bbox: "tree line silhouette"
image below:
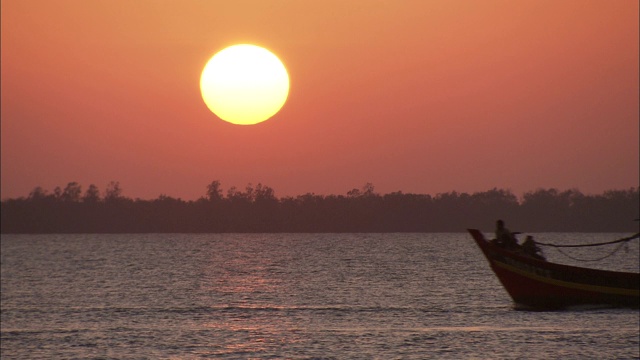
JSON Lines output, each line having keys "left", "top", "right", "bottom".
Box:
{"left": 1, "top": 181, "right": 638, "bottom": 233}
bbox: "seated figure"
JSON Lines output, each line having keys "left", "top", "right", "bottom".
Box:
{"left": 494, "top": 219, "right": 518, "bottom": 249}
{"left": 522, "top": 235, "right": 546, "bottom": 261}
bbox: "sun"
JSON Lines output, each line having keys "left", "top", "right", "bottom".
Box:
{"left": 200, "top": 44, "right": 290, "bottom": 125}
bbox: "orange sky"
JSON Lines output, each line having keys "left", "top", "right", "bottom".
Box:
{"left": 2, "top": 0, "right": 638, "bottom": 200}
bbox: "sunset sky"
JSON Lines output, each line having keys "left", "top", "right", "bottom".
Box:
{"left": 2, "top": 0, "right": 638, "bottom": 200}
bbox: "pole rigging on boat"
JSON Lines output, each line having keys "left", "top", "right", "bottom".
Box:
{"left": 534, "top": 233, "right": 639, "bottom": 262}
{"left": 533, "top": 232, "right": 639, "bottom": 248}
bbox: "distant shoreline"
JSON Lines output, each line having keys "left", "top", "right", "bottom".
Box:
{"left": 2, "top": 184, "right": 638, "bottom": 234}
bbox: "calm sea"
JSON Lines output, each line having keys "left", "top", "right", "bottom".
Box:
{"left": 1, "top": 233, "right": 638, "bottom": 359}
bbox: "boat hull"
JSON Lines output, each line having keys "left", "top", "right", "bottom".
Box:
{"left": 468, "top": 229, "right": 639, "bottom": 310}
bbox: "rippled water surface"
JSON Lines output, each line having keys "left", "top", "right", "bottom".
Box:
{"left": 1, "top": 233, "right": 638, "bottom": 359}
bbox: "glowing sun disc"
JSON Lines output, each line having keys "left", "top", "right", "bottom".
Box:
{"left": 200, "top": 44, "right": 290, "bottom": 125}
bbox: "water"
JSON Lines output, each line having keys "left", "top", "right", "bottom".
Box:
{"left": 1, "top": 233, "right": 638, "bottom": 359}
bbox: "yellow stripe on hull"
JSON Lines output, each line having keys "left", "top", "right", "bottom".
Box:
{"left": 493, "top": 261, "right": 640, "bottom": 297}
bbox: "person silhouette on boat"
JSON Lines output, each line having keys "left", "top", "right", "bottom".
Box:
{"left": 494, "top": 220, "right": 518, "bottom": 249}
{"left": 522, "top": 235, "right": 546, "bottom": 261}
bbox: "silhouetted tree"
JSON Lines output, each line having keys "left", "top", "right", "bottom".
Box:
{"left": 83, "top": 184, "right": 101, "bottom": 204}
{"left": 29, "top": 186, "right": 48, "bottom": 201}
{"left": 53, "top": 186, "right": 62, "bottom": 199}
{"left": 104, "top": 181, "right": 122, "bottom": 202}
{"left": 61, "top": 182, "right": 82, "bottom": 202}
{"left": 206, "top": 180, "right": 223, "bottom": 202}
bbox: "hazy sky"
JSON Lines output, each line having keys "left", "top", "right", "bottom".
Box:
{"left": 2, "top": 0, "right": 638, "bottom": 200}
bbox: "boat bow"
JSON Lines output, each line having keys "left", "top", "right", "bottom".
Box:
{"left": 468, "top": 229, "right": 639, "bottom": 310}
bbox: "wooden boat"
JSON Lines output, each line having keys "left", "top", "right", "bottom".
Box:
{"left": 468, "top": 229, "right": 639, "bottom": 310}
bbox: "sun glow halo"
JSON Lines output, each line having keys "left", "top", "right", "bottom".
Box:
{"left": 200, "top": 44, "right": 289, "bottom": 125}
